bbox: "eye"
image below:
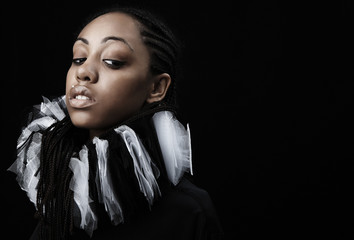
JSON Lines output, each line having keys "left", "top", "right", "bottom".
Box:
{"left": 103, "top": 59, "right": 125, "bottom": 69}
{"left": 72, "top": 58, "right": 86, "bottom": 65}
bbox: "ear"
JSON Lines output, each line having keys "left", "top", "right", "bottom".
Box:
{"left": 146, "top": 73, "right": 172, "bottom": 103}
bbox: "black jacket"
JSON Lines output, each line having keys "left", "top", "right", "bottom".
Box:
{"left": 30, "top": 177, "right": 224, "bottom": 240}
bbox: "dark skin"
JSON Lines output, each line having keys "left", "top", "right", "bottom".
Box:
{"left": 65, "top": 12, "right": 171, "bottom": 139}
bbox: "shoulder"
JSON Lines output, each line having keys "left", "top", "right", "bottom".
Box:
{"left": 173, "top": 177, "right": 217, "bottom": 213}
{"left": 157, "top": 176, "right": 224, "bottom": 240}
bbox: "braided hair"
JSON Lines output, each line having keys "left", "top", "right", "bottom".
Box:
{"left": 35, "top": 5, "right": 182, "bottom": 240}
{"left": 118, "top": 7, "right": 182, "bottom": 107}
{"left": 76, "top": 5, "right": 182, "bottom": 108}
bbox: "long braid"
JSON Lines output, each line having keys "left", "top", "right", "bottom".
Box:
{"left": 36, "top": 116, "right": 88, "bottom": 239}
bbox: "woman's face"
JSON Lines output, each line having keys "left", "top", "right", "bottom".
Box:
{"left": 66, "top": 12, "right": 153, "bottom": 138}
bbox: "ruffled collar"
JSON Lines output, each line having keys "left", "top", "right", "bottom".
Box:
{"left": 8, "top": 96, "right": 192, "bottom": 236}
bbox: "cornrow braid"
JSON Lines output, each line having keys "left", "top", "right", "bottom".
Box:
{"left": 119, "top": 7, "right": 181, "bottom": 108}
{"left": 82, "top": 5, "right": 182, "bottom": 108}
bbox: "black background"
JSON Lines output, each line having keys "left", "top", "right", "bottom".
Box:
{"left": 1, "top": 0, "right": 353, "bottom": 239}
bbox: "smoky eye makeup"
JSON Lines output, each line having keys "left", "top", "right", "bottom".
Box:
{"left": 102, "top": 59, "right": 126, "bottom": 69}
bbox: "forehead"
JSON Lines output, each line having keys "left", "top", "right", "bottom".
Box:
{"left": 78, "top": 12, "right": 141, "bottom": 43}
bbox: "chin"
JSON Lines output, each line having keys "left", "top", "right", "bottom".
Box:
{"left": 69, "top": 111, "right": 98, "bottom": 130}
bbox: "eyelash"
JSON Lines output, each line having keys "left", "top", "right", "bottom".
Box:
{"left": 103, "top": 59, "right": 125, "bottom": 69}
{"left": 72, "top": 58, "right": 86, "bottom": 65}
{"left": 72, "top": 58, "right": 125, "bottom": 69}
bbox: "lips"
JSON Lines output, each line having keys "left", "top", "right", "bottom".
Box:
{"left": 68, "top": 85, "right": 96, "bottom": 109}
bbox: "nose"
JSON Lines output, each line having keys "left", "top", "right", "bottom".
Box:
{"left": 76, "top": 60, "right": 98, "bottom": 83}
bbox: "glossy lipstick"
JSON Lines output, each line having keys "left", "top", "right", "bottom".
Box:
{"left": 68, "top": 85, "right": 96, "bottom": 109}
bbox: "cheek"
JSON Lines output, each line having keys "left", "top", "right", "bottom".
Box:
{"left": 68, "top": 72, "right": 152, "bottom": 131}
{"left": 99, "top": 75, "right": 149, "bottom": 117}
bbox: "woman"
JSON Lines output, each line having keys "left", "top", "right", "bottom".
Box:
{"left": 9, "top": 5, "right": 223, "bottom": 240}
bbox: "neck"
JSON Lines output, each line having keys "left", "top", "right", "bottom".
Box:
{"left": 89, "top": 129, "right": 107, "bottom": 140}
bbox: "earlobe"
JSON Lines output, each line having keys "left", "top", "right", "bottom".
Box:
{"left": 146, "top": 73, "right": 171, "bottom": 103}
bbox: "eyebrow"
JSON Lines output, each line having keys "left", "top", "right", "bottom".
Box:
{"left": 75, "top": 36, "right": 134, "bottom": 51}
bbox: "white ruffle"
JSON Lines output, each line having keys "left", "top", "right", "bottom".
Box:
{"left": 93, "top": 137, "right": 124, "bottom": 225}
{"left": 152, "top": 111, "right": 193, "bottom": 185}
{"left": 115, "top": 125, "right": 161, "bottom": 206}
{"left": 9, "top": 96, "right": 193, "bottom": 236}
{"left": 39, "top": 96, "right": 66, "bottom": 121}
{"left": 69, "top": 146, "right": 97, "bottom": 236}
{"left": 8, "top": 96, "right": 67, "bottom": 207}
{"left": 8, "top": 132, "right": 43, "bottom": 205}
